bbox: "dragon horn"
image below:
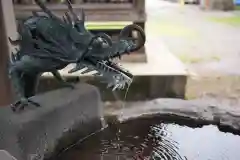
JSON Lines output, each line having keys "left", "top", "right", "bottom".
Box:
{"left": 62, "top": 15, "right": 67, "bottom": 23}
{"left": 66, "top": 0, "right": 79, "bottom": 21}
{"left": 65, "top": 12, "right": 73, "bottom": 25}
{"left": 34, "top": 0, "right": 60, "bottom": 21}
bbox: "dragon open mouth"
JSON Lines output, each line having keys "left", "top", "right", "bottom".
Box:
{"left": 68, "top": 24, "right": 146, "bottom": 91}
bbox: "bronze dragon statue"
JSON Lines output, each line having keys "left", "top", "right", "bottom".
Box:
{"left": 8, "top": 0, "right": 146, "bottom": 112}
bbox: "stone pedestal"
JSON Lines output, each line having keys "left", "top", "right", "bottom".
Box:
{"left": 0, "top": 83, "right": 105, "bottom": 160}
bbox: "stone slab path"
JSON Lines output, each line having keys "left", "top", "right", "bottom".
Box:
{"left": 146, "top": 0, "right": 240, "bottom": 103}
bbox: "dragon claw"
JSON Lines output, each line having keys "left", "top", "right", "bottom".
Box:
{"left": 28, "top": 99, "right": 41, "bottom": 107}
{"left": 11, "top": 98, "right": 40, "bottom": 112}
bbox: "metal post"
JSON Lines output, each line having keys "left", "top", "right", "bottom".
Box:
{"left": 0, "top": 0, "right": 18, "bottom": 106}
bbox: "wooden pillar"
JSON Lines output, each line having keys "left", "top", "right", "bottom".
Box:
{"left": 133, "top": 0, "right": 145, "bottom": 14}
{"left": 133, "top": 0, "right": 145, "bottom": 31}
{"left": 0, "top": 0, "right": 18, "bottom": 106}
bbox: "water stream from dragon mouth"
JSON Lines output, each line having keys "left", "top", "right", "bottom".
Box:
{"left": 111, "top": 84, "right": 131, "bottom": 160}
{"left": 112, "top": 81, "right": 132, "bottom": 118}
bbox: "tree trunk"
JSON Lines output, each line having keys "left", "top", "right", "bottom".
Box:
{"left": 200, "top": 0, "right": 234, "bottom": 11}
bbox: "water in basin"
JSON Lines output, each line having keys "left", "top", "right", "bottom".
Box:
{"left": 52, "top": 117, "right": 240, "bottom": 160}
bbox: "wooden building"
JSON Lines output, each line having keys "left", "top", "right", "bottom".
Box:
{"left": 13, "top": 0, "right": 146, "bottom": 30}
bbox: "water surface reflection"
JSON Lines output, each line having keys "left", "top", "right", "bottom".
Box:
{"left": 53, "top": 117, "right": 240, "bottom": 160}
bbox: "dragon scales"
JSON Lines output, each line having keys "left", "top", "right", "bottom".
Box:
{"left": 8, "top": 0, "right": 146, "bottom": 112}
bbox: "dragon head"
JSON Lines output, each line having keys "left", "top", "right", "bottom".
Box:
{"left": 63, "top": 0, "right": 146, "bottom": 91}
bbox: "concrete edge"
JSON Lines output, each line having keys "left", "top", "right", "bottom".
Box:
{"left": 0, "top": 150, "right": 17, "bottom": 160}
{"left": 104, "top": 98, "right": 240, "bottom": 135}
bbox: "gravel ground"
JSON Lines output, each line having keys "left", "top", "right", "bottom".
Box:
{"left": 145, "top": 0, "right": 240, "bottom": 105}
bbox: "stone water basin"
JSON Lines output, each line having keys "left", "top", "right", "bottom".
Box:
{"left": 48, "top": 116, "right": 240, "bottom": 160}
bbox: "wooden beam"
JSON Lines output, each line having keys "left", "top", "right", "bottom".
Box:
{"left": 14, "top": 3, "right": 133, "bottom": 11}
{"left": 0, "top": 0, "right": 18, "bottom": 106}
